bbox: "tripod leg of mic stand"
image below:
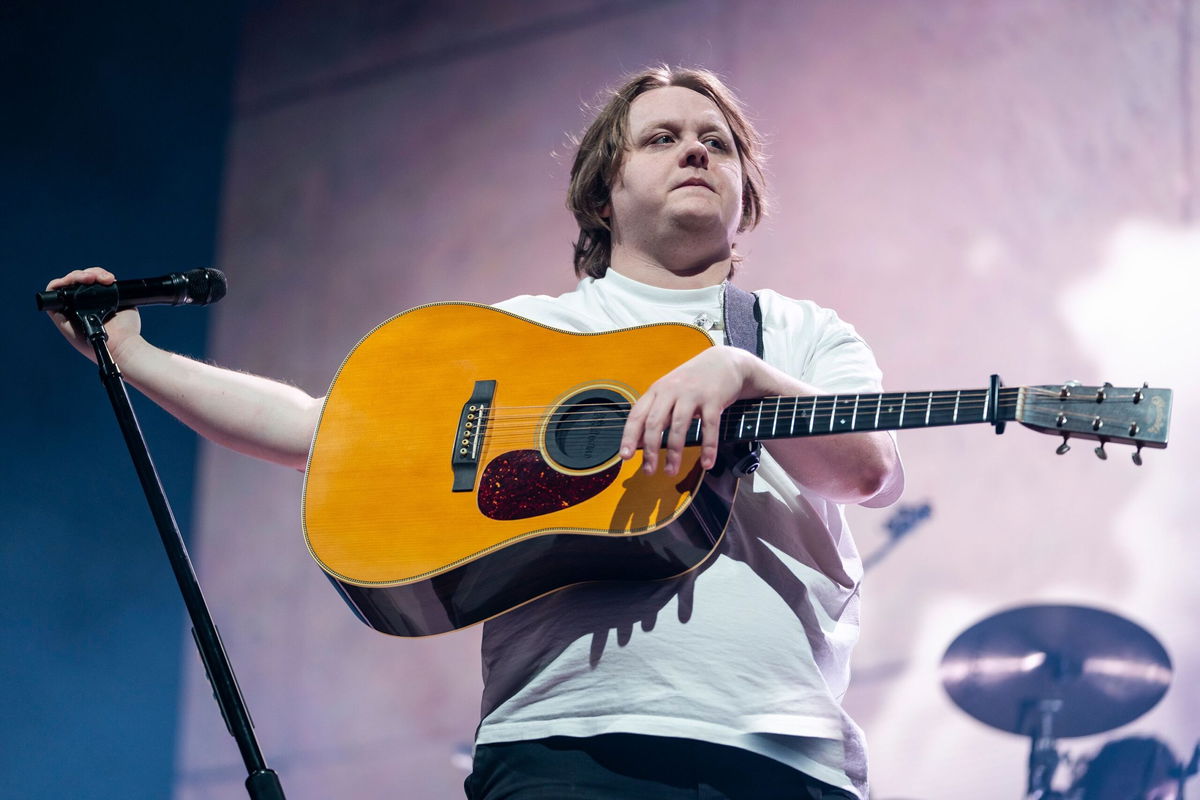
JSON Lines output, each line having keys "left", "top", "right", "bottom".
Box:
{"left": 74, "top": 310, "right": 286, "bottom": 799}
{"left": 246, "top": 769, "right": 286, "bottom": 799}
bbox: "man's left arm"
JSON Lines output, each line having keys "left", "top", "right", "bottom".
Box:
{"left": 734, "top": 351, "right": 901, "bottom": 505}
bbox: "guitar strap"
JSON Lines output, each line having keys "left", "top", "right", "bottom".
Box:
{"left": 720, "top": 282, "right": 763, "bottom": 476}
{"left": 721, "top": 281, "right": 763, "bottom": 359}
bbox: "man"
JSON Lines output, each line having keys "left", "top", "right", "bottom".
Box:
{"left": 47, "top": 66, "right": 901, "bottom": 799}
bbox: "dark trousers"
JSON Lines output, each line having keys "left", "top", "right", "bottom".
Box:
{"left": 465, "top": 734, "right": 858, "bottom": 799}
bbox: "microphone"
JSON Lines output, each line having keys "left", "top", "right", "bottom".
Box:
{"left": 36, "top": 268, "right": 228, "bottom": 313}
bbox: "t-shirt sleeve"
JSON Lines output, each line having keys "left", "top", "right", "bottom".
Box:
{"left": 762, "top": 291, "right": 904, "bottom": 508}
{"left": 760, "top": 292, "right": 883, "bottom": 394}
{"left": 802, "top": 320, "right": 885, "bottom": 396}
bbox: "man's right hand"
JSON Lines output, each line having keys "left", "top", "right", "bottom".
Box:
{"left": 44, "top": 267, "right": 146, "bottom": 364}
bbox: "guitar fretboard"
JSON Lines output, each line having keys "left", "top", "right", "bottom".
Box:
{"left": 679, "top": 387, "right": 1023, "bottom": 446}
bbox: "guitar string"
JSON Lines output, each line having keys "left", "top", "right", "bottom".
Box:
{"left": 481, "top": 395, "right": 1011, "bottom": 425}
{"left": 475, "top": 401, "right": 1148, "bottom": 444}
{"left": 476, "top": 394, "right": 1142, "bottom": 432}
{"left": 475, "top": 410, "right": 1132, "bottom": 441}
{"left": 471, "top": 391, "right": 1144, "bottom": 431}
{"left": 476, "top": 393, "right": 1017, "bottom": 432}
{"left": 469, "top": 386, "right": 1142, "bottom": 418}
{"left": 475, "top": 390, "right": 1011, "bottom": 420}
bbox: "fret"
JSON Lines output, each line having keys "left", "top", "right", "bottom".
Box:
{"left": 831, "top": 396, "right": 857, "bottom": 432}
{"left": 851, "top": 395, "right": 860, "bottom": 429}
{"left": 899, "top": 393, "right": 907, "bottom": 427}
{"left": 875, "top": 392, "right": 906, "bottom": 430}
{"left": 789, "top": 396, "right": 797, "bottom": 435}
{"left": 982, "top": 389, "right": 990, "bottom": 421}
{"left": 771, "top": 397, "right": 780, "bottom": 437}
{"left": 952, "top": 390, "right": 961, "bottom": 423}
{"left": 828, "top": 395, "right": 838, "bottom": 432}
{"left": 928, "top": 391, "right": 965, "bottom": 426}
{"left": 874, "top": 393, "right": 882, "bottom": 428}
{"left": 924, "top": 391, "right": 933, "bottom": 425}
{"left": 754, "top": 401, "right": 763, "bottom": 438}
{"left": 809, "top": 396, "right": 817, "bottom": 434}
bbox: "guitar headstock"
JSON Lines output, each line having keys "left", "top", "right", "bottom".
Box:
{"left": 1017, "top": 383, "right": 1172, "bottom": 463}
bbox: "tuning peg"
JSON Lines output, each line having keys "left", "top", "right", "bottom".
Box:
{"left": 1094, "top": 442, "right": 1108, "bottom": 460}
{"left": 1056, "top": 434, "right": 1071, "bottom": 455}
{"left": 1132, "top": 445, "right": 1143, "bottom": 466}
{"left": 1134, "top": 382, "right": 1148, "bottom": 403}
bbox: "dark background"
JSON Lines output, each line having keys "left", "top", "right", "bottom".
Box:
{"left": 1, "top": 3, "right": 243, "bottom": 797}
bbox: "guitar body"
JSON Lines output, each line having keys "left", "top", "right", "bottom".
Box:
{"left": 303, "top": 303, "right": 736, "bottom": 637}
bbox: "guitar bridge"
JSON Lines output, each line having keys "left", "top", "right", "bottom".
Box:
{"left": 451, "top": 380, "right": 496, "bottom": 492}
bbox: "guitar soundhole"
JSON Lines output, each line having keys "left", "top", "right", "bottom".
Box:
{"left": 544, "top": 389, "right": 630, "bottom": 471}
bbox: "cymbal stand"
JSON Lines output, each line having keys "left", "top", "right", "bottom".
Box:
{"left": 1178, "top": 742, "right": 1199, "bottom": 799}
{"left": 1026, "top": 699, "right": 1066, "bottom": 800}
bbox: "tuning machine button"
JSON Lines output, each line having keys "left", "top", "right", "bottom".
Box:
{"left": 1132, "top": 445, "right": 1144, "bottom": 466}
{"left": 1094, "top": 440, "right": 1108, "bottom": 460}
{"left": 1056, "top": 434, "right": 1071, "bottom": 455}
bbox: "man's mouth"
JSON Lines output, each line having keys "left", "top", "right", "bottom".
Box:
{"left": 675, "top": 177, "right": 714, "bottom": 191}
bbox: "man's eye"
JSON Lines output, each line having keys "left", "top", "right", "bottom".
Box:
{"left": 704, "top": 137, "right": 728, "bottom": 150}
{"left": 650, "top": 134, "right": 674, "bottom": 145}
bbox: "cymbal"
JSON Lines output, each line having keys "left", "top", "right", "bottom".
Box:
{"left": 940, "top": 604, "right": 1171, "bottom": 737}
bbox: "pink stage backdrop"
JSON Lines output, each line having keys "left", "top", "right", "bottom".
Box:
{"left": 174, "top": 2, "right": 1199, "bottom": 798}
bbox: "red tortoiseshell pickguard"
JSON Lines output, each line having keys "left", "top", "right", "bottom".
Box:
{"left": 478, "top": 449, "right": 620, "bottom": 521}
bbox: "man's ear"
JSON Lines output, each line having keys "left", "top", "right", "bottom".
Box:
{"left": 599, "top": 203, "right": 611, "bottom": 220}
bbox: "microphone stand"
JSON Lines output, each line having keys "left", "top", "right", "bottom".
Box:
{"left": 68, "top": 304, "right": 285, "bottom": 800}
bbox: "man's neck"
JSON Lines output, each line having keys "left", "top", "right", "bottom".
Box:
{"left": 608, "top": 248, "right": 732, "bottom": 289}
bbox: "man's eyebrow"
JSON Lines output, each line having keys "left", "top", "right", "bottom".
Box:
{"left": 634, "top": 116, "right": 733, "bottom": 135}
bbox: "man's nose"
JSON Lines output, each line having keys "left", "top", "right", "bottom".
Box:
{"left": 680, "top": 138, "right": 709, "bottom": 168}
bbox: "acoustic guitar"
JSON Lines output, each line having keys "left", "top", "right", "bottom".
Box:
{"left": 302, "top": 303, "right": 1173, "bottom": 637}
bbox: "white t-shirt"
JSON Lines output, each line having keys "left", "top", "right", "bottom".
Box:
{"left": 476, "top": 268, "right": 902, "bottom": 798}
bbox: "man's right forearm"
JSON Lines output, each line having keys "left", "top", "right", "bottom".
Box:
{"left": 119, "top": 340, "right": 322, "bottom": 471}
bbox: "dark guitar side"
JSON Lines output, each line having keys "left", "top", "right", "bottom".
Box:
{"left": 326, "top": 470, "right": 738, "bottom": 637}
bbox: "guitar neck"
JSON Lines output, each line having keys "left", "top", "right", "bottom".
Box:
{"left": 693, "top": 386, "right": 1022, "bottom": 445}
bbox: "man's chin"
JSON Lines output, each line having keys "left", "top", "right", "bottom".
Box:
{"left": 666, "top": 210, "right": 739, "bottom": 243}
{"left": 666, "top": 205, "right": 733, "bottom": 230}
